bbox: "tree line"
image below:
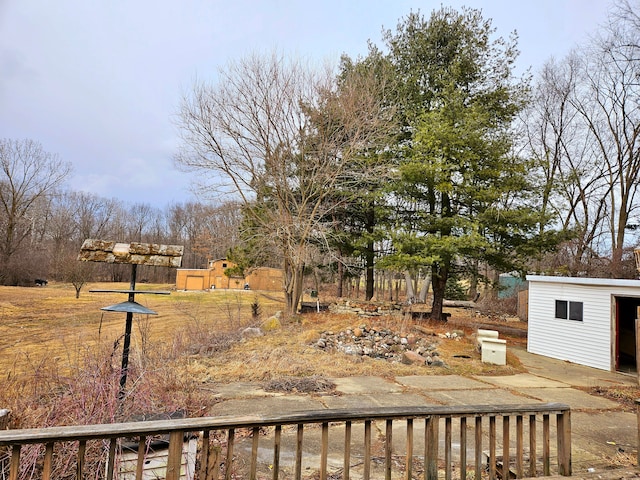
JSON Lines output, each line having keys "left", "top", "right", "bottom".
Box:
{"left": 0, "top": 138, "right": 245, "bottom": 286}
{"left": 4, "top": 2, "right": 640, "bottom": 318}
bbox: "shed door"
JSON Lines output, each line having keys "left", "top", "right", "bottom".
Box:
{"left": 614, "top": 296, "right": 639, "bottom": 374}
{"left": 185, "top": 276, "right": 205, "bottom": 291}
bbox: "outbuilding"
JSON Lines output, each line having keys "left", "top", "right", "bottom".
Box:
{"left": 526, "top": 275, "right": 640, "bottom": 376}
{"left": 175, "top": 259, "right": 283, "bottom": 292}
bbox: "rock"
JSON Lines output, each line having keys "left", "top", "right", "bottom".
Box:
{"left": 401, "top": 350, "right": 427, "bottom": 365}
{"left": 343, "top": 345, "right": 363, "bottom": 356}
{"left": 312, "top": 324, "right": 442, "bottom": 364}
{"left": 241, "top": 327, "right": 263, "bottom": 340}
{"left": 262, "top": 316, "right": 282, "bottom": 331}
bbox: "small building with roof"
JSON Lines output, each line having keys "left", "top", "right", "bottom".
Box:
{"left": 526, "top": 275, "right": 640, "bottom": 378}
{"left": 176, "top": 259, "right": 283, "bottom": 292}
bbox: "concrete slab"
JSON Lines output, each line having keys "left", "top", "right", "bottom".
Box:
{"left": 523, "top": 387, "right": 622, "bottom": 410}
{"left": 512, "top": 348, "right": 637, "bottom": 388}
{"left": 396, "top": 375, "right": 492, "bottom": 391}
{"left": 424, "top": 388, "right": 540, "bottom": 406}
{"left": 209, "top": 396, "right": 324, "bottom": 416}
{"left": 570, "top": 411, "right": 638, "bottom": 470}
{"left": 476, "top": 373, "right": 569, "bottom": 388}
{"left": 330, "top": 376, "right": 404, "bottom": 394}
{"left": 321, "top": 392, "right": 435, "bottom": 410}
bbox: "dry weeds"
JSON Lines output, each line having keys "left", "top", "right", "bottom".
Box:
{"left": 0, "top": 282, "right": 526, "bottom": 431}
{"left": 586, "top": 385, "right": 640, "bottom": 412}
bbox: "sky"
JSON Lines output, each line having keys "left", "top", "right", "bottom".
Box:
{"left": 0, "top": 0, "right": 613, "bottom": 208}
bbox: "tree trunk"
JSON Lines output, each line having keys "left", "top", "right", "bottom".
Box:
{"left": 487, "top": 269, "right": 500, "bottom": 301}
{"left": 365, "top": 238, "right": 374, "bottom": 300}
{"left": 337, "top": 257, "right": 344, "bottom": 298}
{"left": 418, "top": 275, "right": 431, "bottom": 303}
{"left": 404, "top": 271, "right": 415, "bottom": 303}
{"left": 293, "top": 264, "right": 304, "bottom": 313}
{"left": 468, "top": 259, "right": 479, "bottom": 300}
{"left": 364, "top": 204, "right": 375, "bottom": 301}
{"left": 430, "top": 261, "right": 450, "bottom": 321}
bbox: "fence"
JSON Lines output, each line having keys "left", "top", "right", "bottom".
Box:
{"left": 0, "top": 403, "right": 571, "bottom": 480}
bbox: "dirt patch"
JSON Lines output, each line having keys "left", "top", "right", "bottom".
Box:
{"left": 583, "top": 385, "right": 640, "bottom": 412}
{"left": 263, "top": 376, "right": 336, "bottom": 394}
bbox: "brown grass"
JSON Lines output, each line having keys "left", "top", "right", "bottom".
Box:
{"left": 177, "top": 311, "right": 525, "bottom": 384}
{"left": 0, "top": 283, "right": 526, "bottom": 430}
{"left": 0, "top": 282, "right": 283, "bottom": 376}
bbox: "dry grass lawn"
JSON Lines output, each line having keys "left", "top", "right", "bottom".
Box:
{"left": 0, "top": 282, "right": 526, "bottom": 387}
{"left": 0, "top": 282, "right": 283, "bottom": 376}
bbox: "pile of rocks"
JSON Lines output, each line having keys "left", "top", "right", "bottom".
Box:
{"left": 328, "top": 301, "right": 403, "bottom": 317}
{"left": 314, "top": 325, "right": 448, "bottom": 367}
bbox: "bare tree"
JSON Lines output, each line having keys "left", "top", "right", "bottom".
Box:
{"left": 0, "top": 139, "right": 71, "bottom": 284}
{"left": 176, "top": 51, "right": 393, "bottom": 313}
{"left": 524, "top": 1, "right": 640, "bottom": 278}
{"left": 525, "top": 56, "right": 610, "bottom": 275}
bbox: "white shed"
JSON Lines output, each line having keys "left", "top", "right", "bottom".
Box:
{"left": 527, "top": 275, "right": 640, "bottom": 375}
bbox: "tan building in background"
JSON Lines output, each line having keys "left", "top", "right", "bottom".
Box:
{"left": 175, "top": 259, "right": 283, "bottom": 292}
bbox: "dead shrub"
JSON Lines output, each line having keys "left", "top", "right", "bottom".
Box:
{"left": 263, "top": 375, "right": 336, "bottom": 393}
{"left": 475, "top": 295, "right": 518, "bottom": 317}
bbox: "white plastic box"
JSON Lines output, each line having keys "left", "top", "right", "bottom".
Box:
{"left": 481, "top": 338, "right": 507, "bottom": 365}
{"left": 476, "top": 329, "right": 499, "bottom": 351}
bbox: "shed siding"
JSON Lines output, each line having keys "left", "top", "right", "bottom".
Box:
{"left": 527, "top": 275, "right": 640, "bottom": 372}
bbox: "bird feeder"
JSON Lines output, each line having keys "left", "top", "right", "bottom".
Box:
{"left": 78, "top": 239, "right": 184, "bottom": 400}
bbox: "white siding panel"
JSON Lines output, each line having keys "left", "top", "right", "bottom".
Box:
{"left": 527, "top": 276, "right": 640, "bottom": 371}
{"left": 527, "top": 281, "right": 612, "bottom": 371}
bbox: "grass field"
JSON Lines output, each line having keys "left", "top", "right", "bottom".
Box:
{"left": 0, "top": 282, "right": 534, "bottom": 429}
{"left": 0, "top": 282, "right": 286, "bottom": 377}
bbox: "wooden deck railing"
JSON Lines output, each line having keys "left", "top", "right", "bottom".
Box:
{"left": 0, "top": 403, "right": 571, "bottom": 480}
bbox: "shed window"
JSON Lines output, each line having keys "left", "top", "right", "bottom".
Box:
{"left": 222, "top": 263, "right": 227, "bottom": 268}
{"left": 555, "top": 300, "right": 583, "bottom": 321}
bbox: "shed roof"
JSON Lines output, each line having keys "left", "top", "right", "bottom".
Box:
{"left": 526, "top": 275, "right": 640, "bottom": 288}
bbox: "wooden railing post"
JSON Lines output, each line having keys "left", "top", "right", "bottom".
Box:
{"left": 344, "top": 421, "right": 351, "bottom": 480}
{"left": 425, "top": 415, "right": 439, "bottom": 480}
{"left": 529, "top": 414, "right": 537, "bottom": 477}
{"left": 445, "top": 417, "right": 452, "bottom": 480}
{"left": 385, "top": 419, "right": 393, "bottom": 480}
{"left": 460, "top": 416, "right": 467, "bottom": 480}
{"left": 42, "top": 442, "right": 54, "bottom": 480}
{"left": 636, "top": 399, "right": 640, "bottom": 468}
{"left": 489, "top": 416, "right": 496, "bottom": 480}
{"left": 406, "top": 418, "right": 414, "bottom": 480}
{"left": 364, "top": 420, "right": 372, "bottom": 480}
{"left": 542, "top": 414, "right": 550, "bottom": 476}
{"left": 320, "top": 422, "right": 329, "bottom": 480}
{"left": 502, "top": 416, "right": 510, "bottom": 480}
{"left": 106, "top": 438, "right": 117, "bottom": 480}
{"left": 516, "top": 415, "right": 524, "bottom": 478}
{"left": 556, "top": 411, "right": 572, "bottom": 476}
{"left": 9, "top": 444, "right": 20, "bottom": 480}
{"left": 474, "top": 416, "right": 482, "bottom": 480}
{"left": 252, "top": 426, "right": 260, "bottom": 480}
{"left": 166, "top": 430, "right": 184, "bottom": 480}
{"left": 295, "top": 424, "right": 303, "bottom": 480}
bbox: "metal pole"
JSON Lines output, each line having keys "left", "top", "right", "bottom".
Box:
{"left": 118, "top": 264, "right": 137, "bottom": 401}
